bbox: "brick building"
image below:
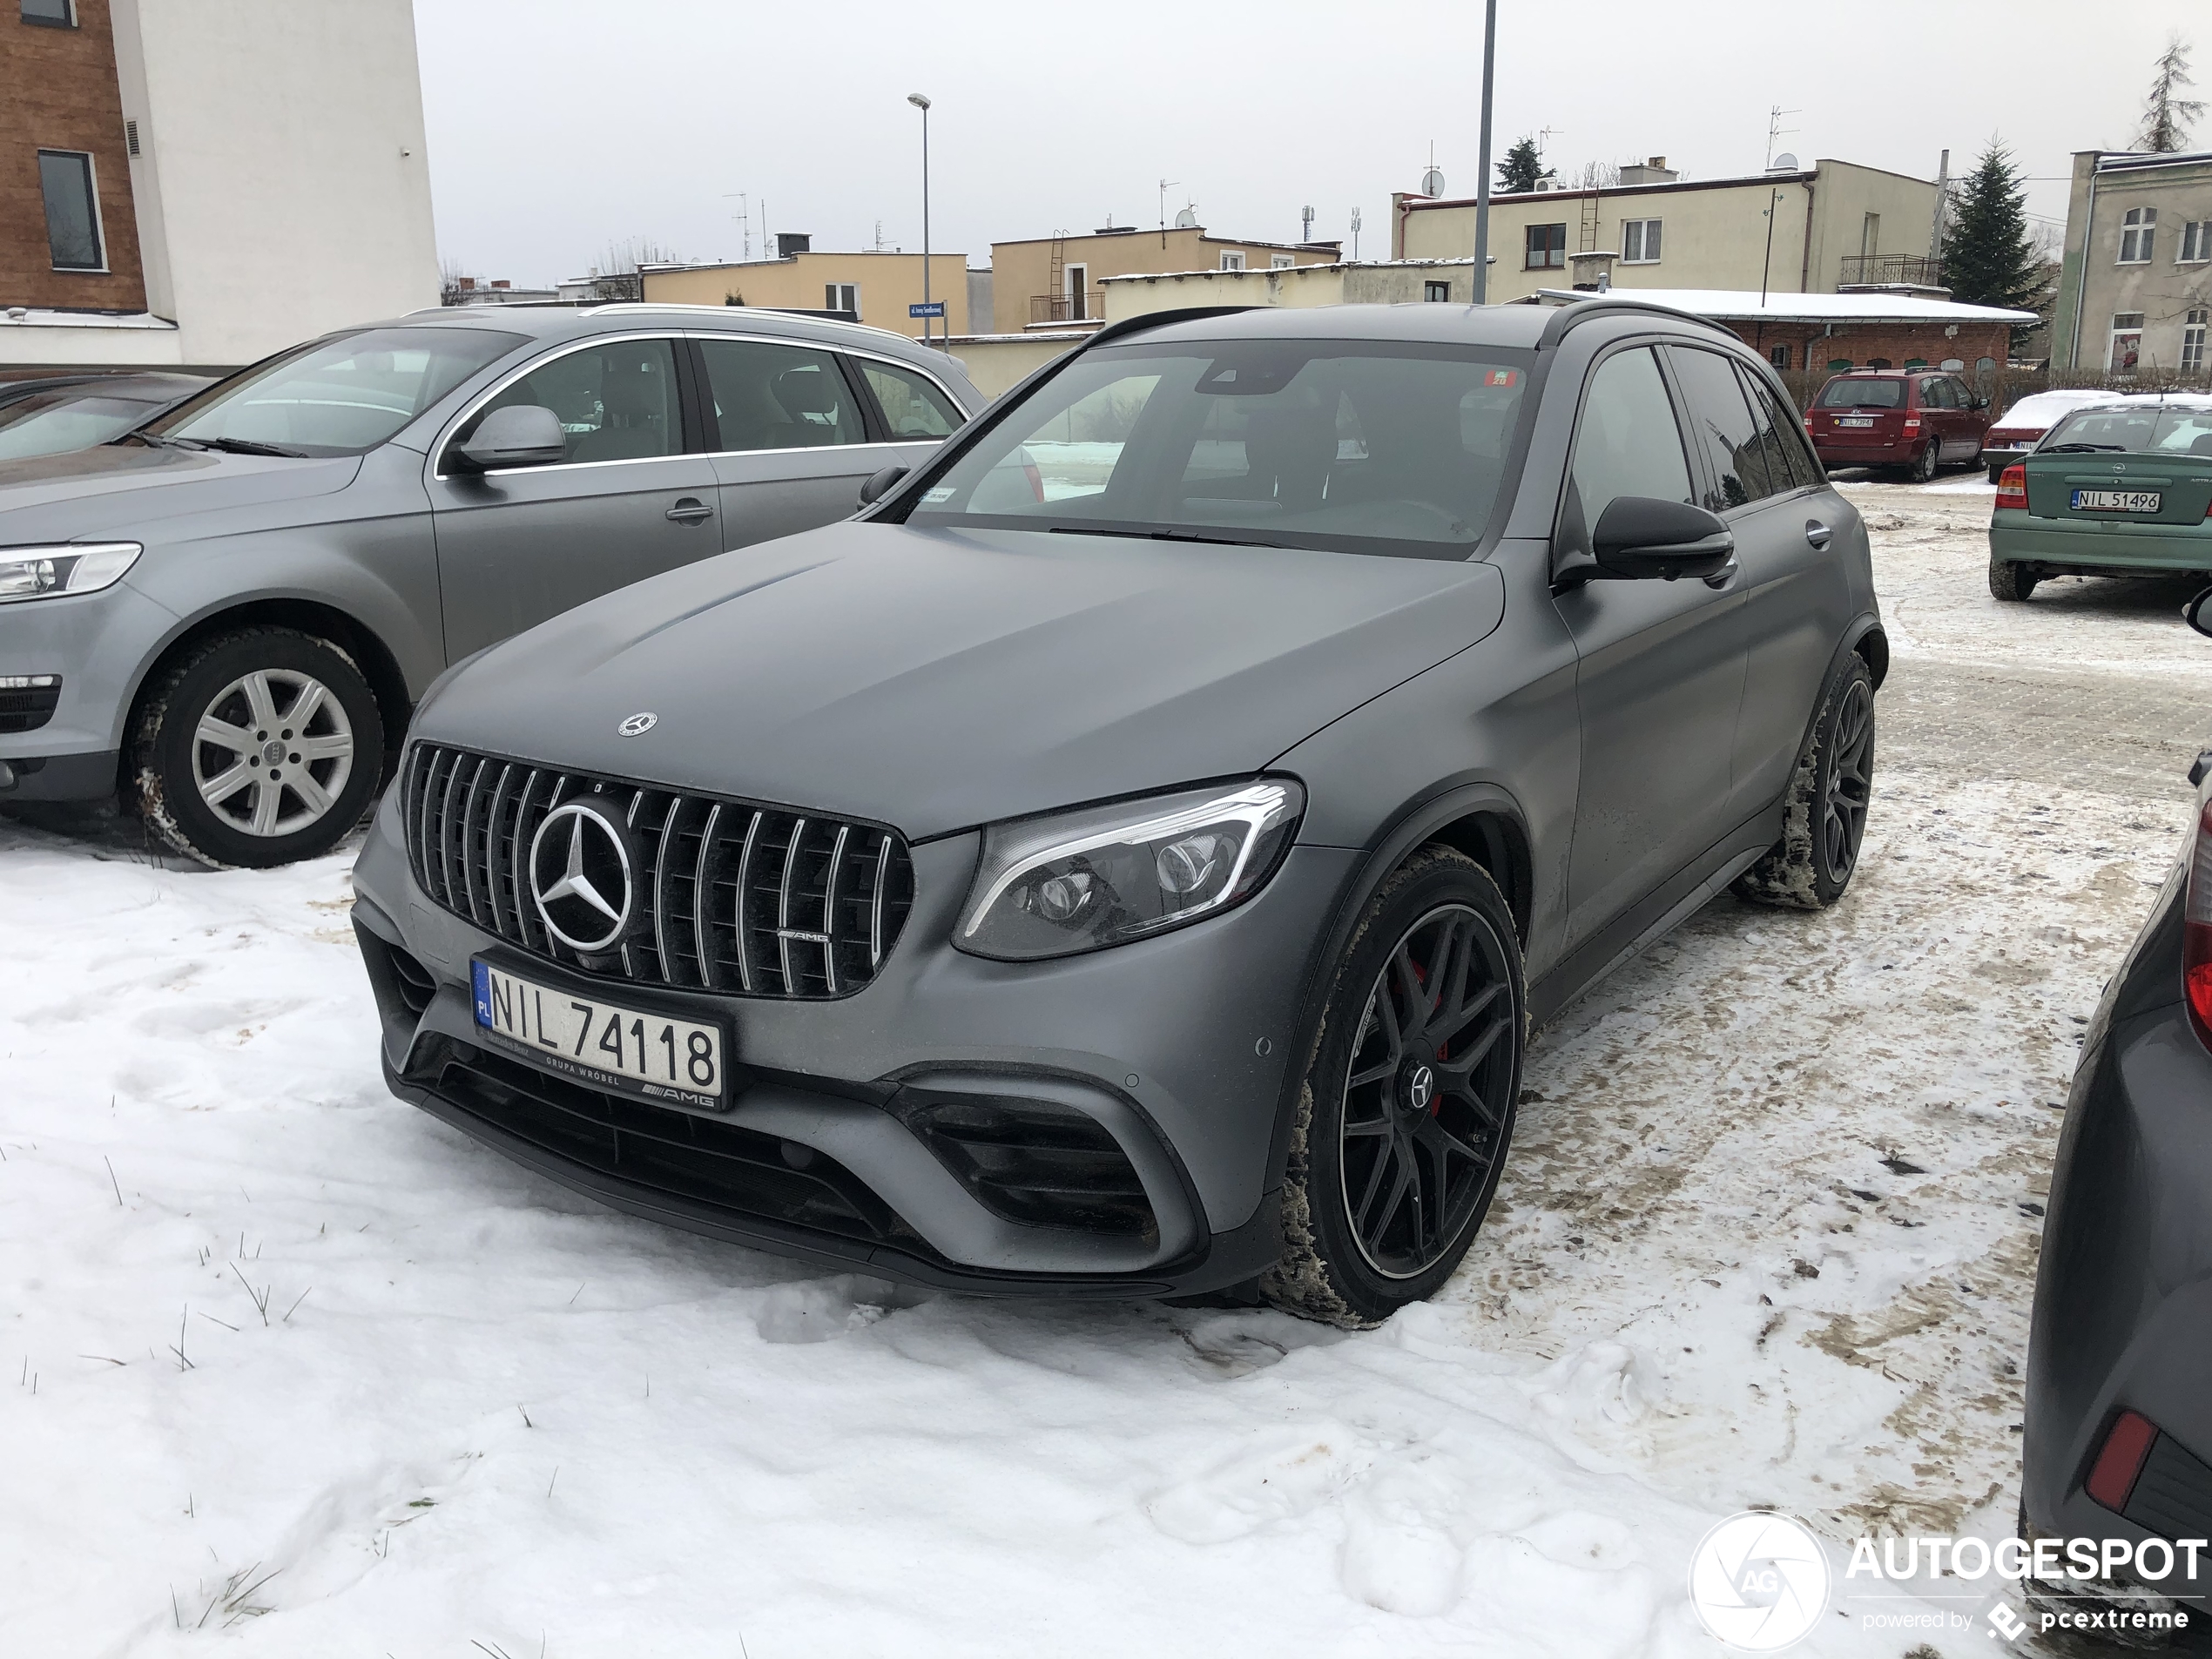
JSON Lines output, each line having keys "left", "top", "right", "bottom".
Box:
{"left": 3, "top": 0, "right": 438, "bottom": 372}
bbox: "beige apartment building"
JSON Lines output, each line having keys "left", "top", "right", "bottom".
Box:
{"left": 988, "top": 225, "right": 1339, "bottom": 334}
{"left": 1392, "top": 158, "right": 1942, "bottom": 304}
{"left": 641, "top": 241, "right": 972, "bottom": 339}
{"left": 2051, "top": 149, "right": 2212, "bottom": 374}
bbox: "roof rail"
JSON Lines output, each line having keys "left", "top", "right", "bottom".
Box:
{"left": 1531, "top": 292, "right": 1738, "bottom": 349}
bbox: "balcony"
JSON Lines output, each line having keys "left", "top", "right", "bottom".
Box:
{"left": 1838, "top": 254, "right": 1944, "bottom": 290}
{"left": 1030, "top": 291, "right": 1105, "bottom": 325}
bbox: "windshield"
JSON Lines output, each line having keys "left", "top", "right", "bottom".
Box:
{"left": 0, "top": 391, "right": 158, "bottom": 461}
{"left": 2041, "top": 405, "right": 2212, "bottom": 454}
{"left": 147, "top": 327, "right": 523, "bottom": 456}
{"left": 900, "top": 340, "right": 1534, "bottom": 558}
{"left": 1815, "top": 379, "right": 1904, "bottom": 409}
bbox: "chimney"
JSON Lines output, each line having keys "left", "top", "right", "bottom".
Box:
{"left": 457, "top": 276, "right": 475, "bottom": 290}
{"left": 490, "top": 279, "right": 510, "bottom": 290}
{"left": 1615, "top": 156, "right": 1681, "bottom": 187}
{"left": 776, "top": 232, "right": 812, "bottom": 259}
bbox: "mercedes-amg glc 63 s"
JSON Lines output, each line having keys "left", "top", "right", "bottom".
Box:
{"left": 353, "top": 298, "right": 1886, "bottom": 1325}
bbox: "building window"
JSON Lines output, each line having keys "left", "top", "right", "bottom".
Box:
{"left": 2184, "top": 308, "right": 2208, "bottom": 372}
{"left": 2110, "top": 312, "right": 2144, "bottom": 374}
{"left": 1525, "top": 223, "right": 1567, "bottom": 269}
{"left": 1622, "top": 219, "right": 1662, "bottom": 263}
{"left": 21, "top": 0, "right": 77, "bottom": 25}
{"left": 1219, "top": 251, "right": 1245, "bottom": 272}
{"left": 1423, "top": 280, "right": 1452, "bottom": 302}
{"left": 1826, "top": 357, "right": 1852, "bottom": 372}
{"left": 2182, "top": 220, "right": 2212, "bottom": 263}
{"left": 824, "top": 282, "right": 859, "bottom": 317}
{"left": 2119, "top": 207, "right": 2156, "bottom": 264}
{"left": 1769, "top": 342, "right": 1790, "bottom": 370}
{"left": 1270, "top": 253, "right": 1295, "bottom": 269}
{"left": 37, "top": 150, "right": 104, "bottom": 272}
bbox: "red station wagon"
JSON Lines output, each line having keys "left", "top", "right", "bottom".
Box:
{"left": 1803, "top": 368, "right": 1992, "bottom": 482}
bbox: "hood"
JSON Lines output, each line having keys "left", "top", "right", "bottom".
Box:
{"left": 0, "top": 443, "right": 360, "bottom": 544}
{"left": 419, "top": 521, "right": 1507, "bottom": 839}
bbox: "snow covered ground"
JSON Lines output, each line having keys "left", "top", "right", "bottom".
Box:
{"left": 5, "top": 482, "right": 2210, "bottom": 1656}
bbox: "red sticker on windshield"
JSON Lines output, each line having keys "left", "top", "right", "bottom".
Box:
{"left": 1486, "top": 368, "right": 1519, "bottom": 386}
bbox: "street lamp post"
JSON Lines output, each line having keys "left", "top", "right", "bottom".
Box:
{"left": 907, "top": 92, "right": 933, "bottom": 347}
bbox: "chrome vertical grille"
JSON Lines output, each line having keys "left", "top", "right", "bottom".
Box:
{"left": 401, "top": 743, "right": 915, "bottom": 999}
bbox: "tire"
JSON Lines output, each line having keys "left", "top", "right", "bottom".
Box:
{"left": 1733, "top": 654, "right": 1876, "bottom": 911}
{"left": 1911, "top": 438, "right": 1940, "bottom": 482}
{"left": 130, "top": 626, "right": 384, "bottom": 869}
{"left": 1989, "top": 556, "right": 2040, "bottom": 602}
{"left": 1262, "top": 846, "right": 1526, "bottom": 1327}
{"left": 1987, "top": 462, "right": 2006, "bottom": 484}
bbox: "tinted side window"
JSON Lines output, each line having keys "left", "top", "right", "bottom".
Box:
{"left": 1919, "top": 377, "right": 1952, "bottom": 409}
{"left": 858, "top": 358, "right": 963, "bottom": 439}
{"left": 697, "top": 338, "right": 863, "bottom": 452}
{"left": 1670, "top": 347, "right": 1771, "bottom": 509}
{"left": 1731, "top": 363, "right": 1806, "bottom": 494}
{"left": 1568, "top": 347, "right": 1696, "bottom": 536}
{"left": 466, "top": 338, "right": 681, "bottom": 464}
{"left": 1739, "top": 368, "right": 1823, "bottom": 489}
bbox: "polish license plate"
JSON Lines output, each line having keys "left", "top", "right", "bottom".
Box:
{"left": 1837, "top": 416, "right": 1875, "bottom": 428}
{"left": 471, "top": 960, "right": 728, "bottom": 1108}
{"left": 2070, "top": 489, "right": 2161, "bottom": 514}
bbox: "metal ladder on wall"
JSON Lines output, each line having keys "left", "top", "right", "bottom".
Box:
{"left": 1579, "top": 191, "right": 1602, "bottom": 253}
{"left": 1047, "top": 232, "right": 1067, "bottom": 320}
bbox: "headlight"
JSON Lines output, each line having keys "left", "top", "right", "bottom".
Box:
{"left": 0, "top": 543, "right": 142, "bottom": 604}
{"left": 956, "top": 779, "right": 1305, "bottom": 961}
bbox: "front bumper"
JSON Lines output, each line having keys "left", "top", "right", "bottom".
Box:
{"left": 1991, "top": 514, "right": 2212, "bottom": 576}
{"left": 0, "top": 577, "right": 178, "bottom": 799}
{"left": 352, "top": 778, "right": 1356, "bottom": 1296}
{"left": 2025, "top": 867, "right": 2212, "bottom": 1564}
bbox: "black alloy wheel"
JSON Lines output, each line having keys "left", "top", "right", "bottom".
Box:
{"left": 1734, "top": 653, "right": 1878, "bottom": 911}
{"left": 1264, "top": 846, "right": 1525, "bottom": 1326}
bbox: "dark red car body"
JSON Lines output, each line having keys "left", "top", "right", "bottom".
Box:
{"left": 1802, "top": 369, "right": 1991, "bottom": 477}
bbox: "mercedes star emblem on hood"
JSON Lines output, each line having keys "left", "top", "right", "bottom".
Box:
{"left": 529, "top": 800, "right": 633, "bottom": 952}
{"left": 617, "top": 711, "right": 658, "bottom": 737}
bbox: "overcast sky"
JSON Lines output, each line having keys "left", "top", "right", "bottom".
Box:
{"left": 415, "top": 0, "right": 2208, "bottom": 286}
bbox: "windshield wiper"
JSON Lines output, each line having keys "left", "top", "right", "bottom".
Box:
{"left": 2043, "top": 442, "right": 2126, "bottom": 453}
{"left": 1050, "top": 524, "right": 1290, "bottom": 550}
{"left": 196, "top": 436, "right": 309, "bottom": 458}
{"left": 125, "top": 431, "right": 206, "bottom": 450}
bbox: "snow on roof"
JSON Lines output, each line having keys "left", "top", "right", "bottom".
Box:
{"left": 1538, "top": 287, "right": 2038, "bottom": 324}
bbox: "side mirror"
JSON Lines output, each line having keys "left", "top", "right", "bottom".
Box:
{"left": 858, "top": 464, "right": 910, "bottom": 507}
{"left": 2187, "top": 585, "right": 2212, "bottom": 639}
{"left": 453, "top": 405, "right": 566, "bottom": 472}
{"left": 1590, "top": 496, "right": 1736, "bottom": 582}
{"left": 1972, "top": 395, "right": 1991, "bottom": 410}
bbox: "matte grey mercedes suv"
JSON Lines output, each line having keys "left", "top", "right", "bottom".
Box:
{"left": 0, "top": 306, "right": 978, "bottom": 867}
{"left": 353, "top": 298, "right": 1887, "bottom": 1325}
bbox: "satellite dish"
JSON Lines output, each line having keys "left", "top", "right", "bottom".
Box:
{"left": 1420, "top": 166, "right": 1447, "bottom": 197}
{"left": 1173, "top": 206, "right": 1198, "bottom": 228}
{"left": 1769, "top": 152, "right": 1799, "bottom": 172}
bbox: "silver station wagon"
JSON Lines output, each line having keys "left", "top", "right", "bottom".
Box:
{"left": 0, "top": 305, "right": 981, "bottom": 866}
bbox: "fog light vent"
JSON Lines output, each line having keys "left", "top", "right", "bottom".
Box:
{"left": 897, "top": 1091, "right": 1156, "bottom": 1239}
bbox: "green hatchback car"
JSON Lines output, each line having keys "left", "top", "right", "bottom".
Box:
{"left": 1988, "top": 400, "right": 2212, "bottom": 601}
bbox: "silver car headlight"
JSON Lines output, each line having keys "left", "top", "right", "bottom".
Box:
{"left": 955, "top": 779, "right": 1305, "bottom": 961}
{"left": 0, "top": 543, "right": 142, "bottom": 604}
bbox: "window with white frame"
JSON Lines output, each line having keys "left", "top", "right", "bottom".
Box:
{"left": 2119, "top": 206, "right": 2157, "bottom": 264}
{"left": 1622, "top": 219, "right": 1662, "bottom": 263}
{"left": 1219, "top": 251, "right": 1245, "bottom": 272}
{"left": 2110, "top": 312, "right": 2145, "bottom": 374}
{"left": 2185, "top": 308, "right": 2209, "bottom": 372}
{"left": 1270, "top": 253, "right": 1294, "bottom": 269}
{"left": 2182, "top": 220, "right": 2212, "bottom": 263}
{"left": 824, "top": 282, "right": 859, "bottom": 317}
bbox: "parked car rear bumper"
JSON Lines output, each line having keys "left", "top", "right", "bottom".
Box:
{"left": 1813, "top": 441, "right": 1913, "bottom": 468}
{"left": 2025, "top": 866, "right": 2212, "bottom": 1565}
{"left": 1989, "top": 515, "right": 2212, "bottom": 573}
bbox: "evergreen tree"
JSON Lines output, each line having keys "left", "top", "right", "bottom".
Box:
{"left": 2137, "top": 35, "right": 2203, "bottom": 152}
{"left": 1496, "top": 138, "right": 1543, "bottom": 195}
{"left": 1943, "top": 142, "right": 2043, "bottom": 343}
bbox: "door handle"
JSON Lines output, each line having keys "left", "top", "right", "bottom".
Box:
{"left": 666, "top": 498, "right": 713, "bottom": 524}
{"left": 1804, "top": 520, "right": 1832, "bottom": 550}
